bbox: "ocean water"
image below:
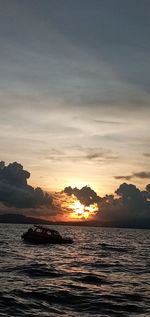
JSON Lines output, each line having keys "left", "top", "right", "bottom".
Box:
{"left": 0, "top": 224, "right": 150, "bottom": 317}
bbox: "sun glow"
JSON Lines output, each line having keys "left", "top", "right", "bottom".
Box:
{"left": 69, "top": 197, "right": 98, "bottom": 220}
{"left": 60, "top": 193, "right": 99, "bottom": 221}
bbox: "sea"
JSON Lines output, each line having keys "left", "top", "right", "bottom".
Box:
{"left": 0, "top": 224, "right": 150, "bottom": 317}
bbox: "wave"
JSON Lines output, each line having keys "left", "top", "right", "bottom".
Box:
{"left": 16, "top": 263, "right": 63, "bottom": 278}
{"left": 98, "top": 243, "right": 134, "bottom": 253}
{"left": 75, "top": 274, "right": 109, "bottom": 285}
{"left": 0, "top": 224, "right": 150, "bottom": 317}
{"left": 0, "top": 288, "right": 147, "bottom": 317}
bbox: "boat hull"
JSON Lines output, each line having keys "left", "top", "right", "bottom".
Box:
{"left": 21, "top": 233, "right": 73, "bottom": 244}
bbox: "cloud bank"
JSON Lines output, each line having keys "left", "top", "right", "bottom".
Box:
{"left": 64, "top": 183, "right": 150, "bottom": 227}
{"left": 0, "top": 161, "right": 149, "bottom": 227}
{"left": 0, "top": 161, "right": 52, "bottom": 210}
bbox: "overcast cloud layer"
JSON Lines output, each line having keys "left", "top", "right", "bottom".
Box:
{"left": 0, "top": 1, "right": 150, "bottom": 193}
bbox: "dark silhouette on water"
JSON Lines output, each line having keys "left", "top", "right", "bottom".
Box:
{"left": 22, "top": 225, "right": 73, "bottom": 244}
{"left": 0, "top": 213, "right": 150, "bottom": 229}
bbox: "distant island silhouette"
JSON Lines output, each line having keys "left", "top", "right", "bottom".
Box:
{"left": 0, "top": 213, "right": 149, "bottom": 229}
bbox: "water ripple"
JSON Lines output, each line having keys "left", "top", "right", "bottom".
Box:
{"left": 0, "top": 224, "right": 150, "bottom": 317}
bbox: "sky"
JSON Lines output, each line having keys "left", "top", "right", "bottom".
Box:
{"left": 0, "top": 0, "right": 150, "bottom": 199}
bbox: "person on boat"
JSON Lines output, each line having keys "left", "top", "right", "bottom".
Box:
{"left": 28, "top": 228, "right": 33, "bottom": 234}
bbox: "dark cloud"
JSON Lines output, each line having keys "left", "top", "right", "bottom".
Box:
{"left": 0, "top": 161, "right": 53, "bottom": 209}
{"left": 146, "top": 184, "right": 150, "bottom": 192}
{"left": 115, "top": 183, "right": 145, "bottom": 213}
{"left": 1, "top": 0, "right": 149, "bottom": 114}
{"left": 0, "top": 161, "right": 150, "bottom": 227}
{"left": 64, "top": 185, "right": 101, "bottom": 206}
{"left": 64, "top": 183, "right": 150, "bottom": 226}
{"left": 101, "top": 183, "right": 150, "bottom": 225}
{"left": 115, "top": 171, "right": 150, "bottom": 180}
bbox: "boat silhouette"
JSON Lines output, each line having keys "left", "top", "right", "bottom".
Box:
{"left": 22, "top": 225, "right": 73, "bottom": 244}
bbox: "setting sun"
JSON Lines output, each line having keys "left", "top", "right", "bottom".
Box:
{"left": 69, "top": 197, "right": 98, "bottom": 220}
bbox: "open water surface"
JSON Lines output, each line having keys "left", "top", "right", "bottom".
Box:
{"left": 0, "top": 224, "right": 150, "bottom": 317}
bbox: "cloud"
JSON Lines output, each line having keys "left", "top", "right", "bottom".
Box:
{"left": 146, "top": 184, "right": 150, "bottom": 191}
{"left": 133, "top": 172, "right": 150, "bottom": 179}
{"left": 101, "top": 183, "right": 150, "bottom": 225}
{"left": 64, "top": 185, "right": 101, "bottom": 206}
{"left": 0, "top": 161, "right": 150, "bottom": 227}
{"left": 115, "top": 183, "right": 145, "bottom": 213}
{"left": 115, "top": 175, "right": 132, "bottom": 181}
{"left": 85, "top": 148, "right": 118, "bottom": 161}
{"left": 47, "top": 146, "right": 118, "bottom": 163}
{"left": 0, "top": 161, "right": 53, "bottom": 210}
{"left": 89, "top": 119, "right": 122, "bottom": 125}
{"left": 63, "top": 182, "right": 150, "bottom": 226}
{"left": 143, "top": 153, "right": 150, "bottom": 157}
{"left": 115, "top": 171, "right": 150, "bottom": 180}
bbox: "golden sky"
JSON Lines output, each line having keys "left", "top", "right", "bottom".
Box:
{"left": 0, "top": 0, "right": 150, "bottom": 199}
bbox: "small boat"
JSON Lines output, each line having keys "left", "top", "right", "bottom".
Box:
{"left": 21, "top": 225, "right": 73, "bottom": 244}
